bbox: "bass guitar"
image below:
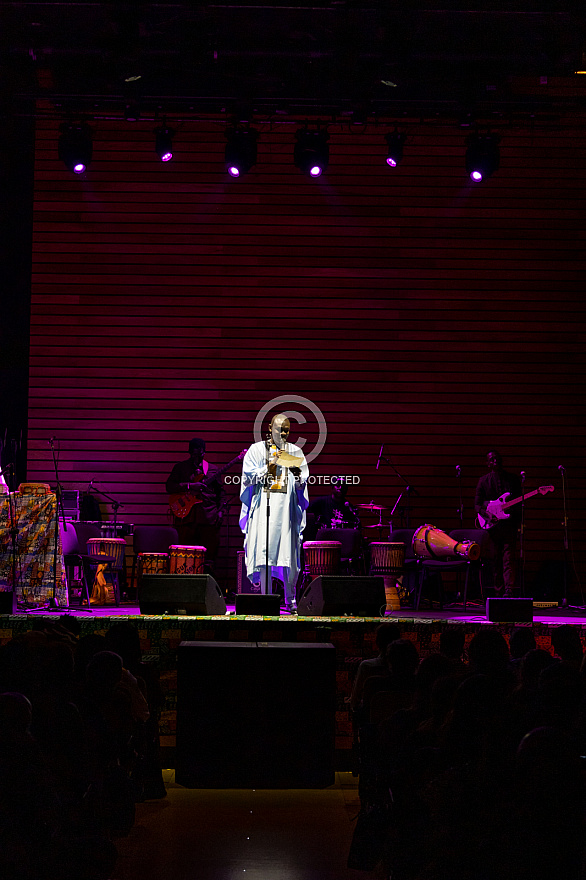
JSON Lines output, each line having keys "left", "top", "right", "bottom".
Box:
{"left": 476, "top": 485, "right": 554, "bottom": 530}
{"left": 169, "top": 449, "right": 247, "bottom": 519}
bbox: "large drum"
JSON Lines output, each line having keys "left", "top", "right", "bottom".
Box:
{"left": 137, "top": 552, "right": 169, "bottom": 587}
{"left": 369, "top": 542, "right": 405, "bottom": 612}
{"left": 369, "top": 542, "right": 405, "bottom": 574}
{"left": 87, "top": 537, "right": 127, "bottom": 569}
{"left": 412, "top": 524, "right": 480, "bottom": 562}
{"left": 303, "top": 541, "right": 342, "bottom": 576}
{"left": 169, "top": 545, "right": 206, "bottom": 575}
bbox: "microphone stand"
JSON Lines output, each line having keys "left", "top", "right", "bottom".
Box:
{"left": 264, "top": 438, "right": 272, "bottom": 597}
{"left": 388, "top": 490, "right": 405, "bottom": 535}
{"left": 559, "top": 466, "right": 573, "bottom": 609}
{"left": 456, "top": 467, "right": 464, "bottom": 527}
{"left": 518, "top": 471, "right": 526, "bottom": 595}
{"left": 87, "top": 484, "right": 124, "bottom": 529}
{"left": 379, "top": 456, "right": 419, "bottom": 527}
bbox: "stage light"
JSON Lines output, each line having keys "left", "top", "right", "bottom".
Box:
{"left": 294, "top": 128, "right": 329, "bottom": 177}
{"left": 225, "top": 127, "right": 258, "bottom": 178}
{"left": 58, "top": 122, "right": 93, "bottom": 174}
{"left": 465, "top": 133, "right": 500, "bottom": 182}
{"left": 154, "top": 125, "right": 174, "bottom": 162}
{"left": 385, "top": 130, "right": 406, "bottom": 168}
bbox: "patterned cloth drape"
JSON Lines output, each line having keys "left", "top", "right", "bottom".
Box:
{"left": 0, "top": 492, "right": 67, "bottom": 606}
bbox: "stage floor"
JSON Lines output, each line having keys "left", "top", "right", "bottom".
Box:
{"left": 12, "top": 601, "right": 586, "bottom": 627}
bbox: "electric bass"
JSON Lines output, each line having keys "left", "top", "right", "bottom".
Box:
{"left": 476, "top": 485, "right": 554, "bottom": 530}
{"left": 169, "top": 449, "right": 247, "bottom": 519}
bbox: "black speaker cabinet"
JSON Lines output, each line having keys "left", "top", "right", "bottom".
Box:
{"left": 139, "top": 574, "right": 226, "bottom": 615}
{"left": 0, "top": 590, "right": 17, "bottom": 614}
{"left": 235, "top": 593, "right": 281, "bottom": 615}
{"left": 176, "top": 640, "right": 335, "bottom": 788}
{"left": 297, "top": 575, "right": 386, "bottom": 617}
{"left": 486, "top": 597, "right": 534, "bottom": 622}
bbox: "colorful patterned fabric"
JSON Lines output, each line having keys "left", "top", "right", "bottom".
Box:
{"left": 0, "top": 492, "right": 67, "bottom": 605}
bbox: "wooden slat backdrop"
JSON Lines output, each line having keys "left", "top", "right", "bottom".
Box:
{"left": 27, "top": 117, "right": 586, "bottom": 596}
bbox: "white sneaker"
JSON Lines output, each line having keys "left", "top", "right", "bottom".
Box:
{"left": 286, "top": 601, "right": 297, "bottom": 614}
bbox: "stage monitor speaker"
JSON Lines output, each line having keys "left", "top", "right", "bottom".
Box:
{"left": 486, "top": 597, "right": 534, "bottom": 622}
{"left": 0, "top": 590, "right": 17, "bottom": 614}
{"left": 235, "top": 593, "right": 281, "bottom": 615}
{"left": 176, "top": 640, "right": 335, "bottom": 787}
{"left": 298, "top": 575, "right": 385, "bottom": 617}
{"left": 139, "top": 574, "right": 226, "bottom": 615}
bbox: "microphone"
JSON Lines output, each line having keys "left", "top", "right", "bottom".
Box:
{"left": 558, "top": 464, "right": 566, "bottom": 474}
{"left": 456, "top": 465, "right": 461, "bottom": 476}
{"left": 87, "top": 480, "right": 93, "bottom": 493}
{"left": 376, "top": 444, "right": 384, "bottom": 470}
{"left": 48, "top": 436, "right": 56, "bottom": 446}
{"left": 520, "top": 471, "right": 526, "bottom": 483}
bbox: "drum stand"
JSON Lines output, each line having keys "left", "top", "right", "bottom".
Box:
{"left": 87, "top": 484, "right": 126, "bottom": 596}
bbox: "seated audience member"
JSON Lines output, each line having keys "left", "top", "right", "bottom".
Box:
{"left": 349, "top": 621, "right": 401, "bottom": 712}
{"left": 439, "top": 628, "right": 467, "bottom": 672}
{"left": 550, "top": 624, "right": 584, "bottom": 670}
{"left": 508, "top": 626, "right": 537, "bottom": 676}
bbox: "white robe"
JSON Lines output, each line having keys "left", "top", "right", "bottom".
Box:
{"left": 239, "top": 440, "right": 309, "bottom": 599}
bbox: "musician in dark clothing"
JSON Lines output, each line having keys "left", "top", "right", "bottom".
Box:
{"left": 475, "top": 450, "right": 522, "bottom": 596}
{"left": 166, "top": 438, "right": 225, "bottom": 565}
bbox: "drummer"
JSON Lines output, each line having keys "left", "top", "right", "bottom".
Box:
{"left": 306, "top": 479, "right": 360, "bottom": 538}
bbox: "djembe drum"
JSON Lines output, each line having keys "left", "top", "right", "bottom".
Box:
{"left": 303, "top": 541, "right": 342, "bottom": 577}
{"left": 169, "top": 545, "right": 206, "bottom": 575}
{"left": 87, "top": 537, "right": 127, "bottom": 605}
{"left": 412, "top": 524, "right": 480, "bottom": 561}
{"left": 137, "top": 552, "right": 169, "bottom": 589}
{"left": 369, "top": 542, "right": 405, "bottom": 611}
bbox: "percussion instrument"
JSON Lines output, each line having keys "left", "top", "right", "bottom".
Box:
{"left": 357, "top": 503, "right": 388, "bottom": 511}
{"left": 369, "top": 542, "right": 405, "bottom": 574}
{"left": 87, "top": 537, "right": 127, "bottom": 570}
{"left": 169, "top": 545, "right": 206, "bottom": 575}
{"left": 412, "top": 524, "right": 480, "bottom": 562}
{"left": 18, "top": 482, "right": 52, "bottom": 496}
{"left": 137, "top": 552, "right": 169, "bottom": 587}
{"left": 303, "top": 541, "right": 342, "bottom": 576}
{"left": 369, "top": 542, "right": 405, "bottom": 612}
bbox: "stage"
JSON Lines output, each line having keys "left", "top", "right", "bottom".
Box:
{"left": 2, "top": 601, "right": 584, "bottom": 767}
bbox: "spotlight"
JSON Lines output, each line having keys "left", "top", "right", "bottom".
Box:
{"left": 465, "top": 133, "right": 500, "bottom": 182}
{"left": 294, "top": 128, "right": 329, "bottom": 177}
{"left": 385, "top": 130, "right": 406, "bottom": 168}
{"left": 155, "top": 125, "right": 174, "bottom": 162}
{"left": 58, "top": 122, "right": 93, "bottom": 174}
{"left": 225, "top": 127, "right": 258, "bottom": 178}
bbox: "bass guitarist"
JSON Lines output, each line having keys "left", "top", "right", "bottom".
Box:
{"left": 474, "top": 449, "right": 522, "bottom": 597}
{"left": 166, "top": 437, "right": 226, "bottom": 567}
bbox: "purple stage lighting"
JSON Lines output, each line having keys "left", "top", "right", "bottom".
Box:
{"left": 386, "top": 157, "right": 397, "bottom": 167}
{"left": 294, "top": 128, "right": 329, "bottom": 177}
{"left": 73, "top": 162, "right": 86, "bottom": 174}
{"left": 225, "top": 128, "right": 258, "bottom": 178}
{"left": 385, "top": 131, "right": 405, "bottom": 168}
{"left": 465, "top": 133, "right": 500, "bottom": 181}
{"left": 470, "top": 170, "right": 483, "bottom": 181}
{"left": 228, "top": 165, "right": 241, "bottom": 178}
{"left": 155, "top": 125, "right": 175, "bottom": 163}
{"left": 58, "top": 122, "right": 93, "bottom": 174}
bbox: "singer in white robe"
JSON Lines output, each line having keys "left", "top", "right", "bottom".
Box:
{"left": 239, "top": 423, "right": 309, "bottom": 609}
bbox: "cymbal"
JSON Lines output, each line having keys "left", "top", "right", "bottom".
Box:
{"left": 276, "top": 451, "right": 303, "bottom": 467}
{"left": 364, "top": 523, "right": 390, "bottom": 529}
{"left": 357, "top": 503, "right": 388, "bottom": 511}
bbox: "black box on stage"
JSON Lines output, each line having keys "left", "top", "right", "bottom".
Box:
{"left": 235, "top": 593, "right": 281, "bottom": 615}
{"left": 139, "top": 574, "right": 226, "bottom": 615}
{"left": 297, "top": 575, "right": 386, "bottom": 617}
{"left": 486, "top": 597, "right": 534, "bottom": 622}
{"left": 176, "top": 640, "right": 335, "bottom": 788}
